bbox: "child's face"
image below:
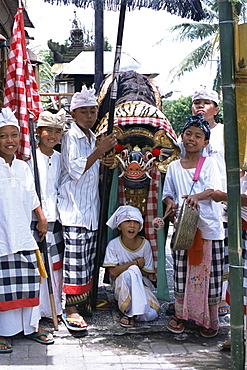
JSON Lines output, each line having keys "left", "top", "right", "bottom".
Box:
{"left": 192, "top": 99, "right": 219, "bottom": 124}
{"left": 71, "top": 106, "right": 98, "bottom": 132}
{"left": 118, "top": 220, "right": 141, "bottom": 239}
{"left": 37, "top": 127, "right": 63, "bottom": 149}
{"left": 182, "top": 126, "right": 209, "bottom": 152}
{"left": 0, "top": 125, "right": 20, "bottom": 160}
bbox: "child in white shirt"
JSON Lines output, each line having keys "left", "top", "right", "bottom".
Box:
{"left": 103, "top": 205, "right": 160, "bottom": 327}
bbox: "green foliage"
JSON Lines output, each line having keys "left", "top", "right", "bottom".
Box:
{"left": 162, "top": 95, "right": 223, "bottom": 135}
{"left": 37, "top": 49, "right": 54, "bottom": 66}
{"left": 104, "top": 37, "right": 112, "bottom": 51}
{"left": 36, "top": 49, "right": 55, "bottom": 110}
{"left": 165, "top": 0, "right": 247, "bottom": 92}
{"left": 162, "top": 96, "right": 192, "bottom": 134}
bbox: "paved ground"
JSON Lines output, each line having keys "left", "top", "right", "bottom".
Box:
{"left": 0, "top": 227, "right": 232, "bottom": 370}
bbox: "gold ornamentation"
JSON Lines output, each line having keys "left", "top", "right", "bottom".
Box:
{"left": 125, "top": 187, "right": 149, "bottom": 215}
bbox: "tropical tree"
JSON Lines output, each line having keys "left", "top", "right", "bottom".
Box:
{"left": 162, "top": 94, "right": 223, "bottom": 134}
{"left": 162, "top": 0, "right": 247, "bottom": 93}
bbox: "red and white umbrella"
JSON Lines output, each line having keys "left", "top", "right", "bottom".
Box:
{"left": 4, "top": 7, "right": 43, "bottom": 160}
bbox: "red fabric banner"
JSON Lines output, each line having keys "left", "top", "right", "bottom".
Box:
{"left": 4, "top": 9, "right": 43, "bottom": 160}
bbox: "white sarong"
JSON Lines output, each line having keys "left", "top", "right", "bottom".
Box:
{"left": 113, "top": 265, "right": 160, "bottom": 321}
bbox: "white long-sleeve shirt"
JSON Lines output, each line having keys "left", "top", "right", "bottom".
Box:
{"left": 57, "top": 121, "right": 100, "bottom": 229}
{"left": 28, "top": 148, "right": 61, "bottom": 222}
{"left": 0, "top": 157, "right": 39, "bottom": 257}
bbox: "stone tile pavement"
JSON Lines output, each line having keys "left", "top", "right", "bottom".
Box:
{"left": 0, "top": 227, "right": 233, "bottom": 369}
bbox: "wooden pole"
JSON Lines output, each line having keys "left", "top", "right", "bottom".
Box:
{"left": 92, "top": 5, "right": 126, "bottom": 309}
{"left": 29, "top": 117, "right": 58, "bottom": 331}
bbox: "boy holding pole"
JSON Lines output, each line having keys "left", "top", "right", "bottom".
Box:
{"left": 0, "top": 107, "right": 53, "bottom": 353}
{"left": 58, "top": 86, "right": 116, "bottom": 330}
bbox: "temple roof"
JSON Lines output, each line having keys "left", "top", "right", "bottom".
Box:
{"left": 0, "top": 0, "right": 34, "bottom": 40}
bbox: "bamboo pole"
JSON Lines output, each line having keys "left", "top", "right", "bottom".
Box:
{"left": 94, "top": 0, "right": 104, "bottom": 93}
{"left": 218, "top": 1, "right": 244, "bottom": 368}
{"left": 91, "top": 5, "right": 126, "bottom": 309}
{"left": 29, "top": 117, "right": 59, "bottom": 331}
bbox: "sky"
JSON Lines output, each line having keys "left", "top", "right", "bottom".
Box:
{"left": 25, "top": 0, "right": 218, "bottom": 99}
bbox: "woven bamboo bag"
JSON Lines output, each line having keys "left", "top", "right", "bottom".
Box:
{"left": 173, "top": 156, "right": 205, "bottom": 251}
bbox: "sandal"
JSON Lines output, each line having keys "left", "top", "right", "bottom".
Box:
{"left": 218, "top": 305, "right": 230, "bottom": 316}
{"left": 62, "top": 313, "right": 88, "bottom": 331}
{"left": 200, "top": 327, "right": 218, "bottom": 338}
{"left": 96, "top": 299, "right": 114, "bottom": 310}
{"left": 0, "top": 339, "right": 13, "bottom": 353}
{"left": 42, "top": 315, "right": 62, "bottom": 323}
{"left": 167, "top": 316, "right": 185, "bottom": 334}
{"left": 26, "top": 331, "right": 54, "bottom": 345}
{"left": 120, "top": 315, "right": 135, "bottom": 328}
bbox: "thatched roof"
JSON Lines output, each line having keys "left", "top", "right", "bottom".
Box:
{"left": 0, "top": 0, "right": 34, "bottom": 40}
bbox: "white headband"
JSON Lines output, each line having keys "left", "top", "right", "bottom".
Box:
{"left": 0, "top": 107, "right": 19, "bottom": 130}
{"left": 192, "top": 86, "right": 219, "bottom": 105}
{"left": 70, "top": 85, "right": 98, "bottom": 111}
{"left": 107, "top": 205, "right": 143, "bottom": 231}
{"left": 37, "top": 108, "right": 66, "bottom": 130}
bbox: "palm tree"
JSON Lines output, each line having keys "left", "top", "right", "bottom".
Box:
{"left": 163, "top": 0, "right": 246, "bottom": 93}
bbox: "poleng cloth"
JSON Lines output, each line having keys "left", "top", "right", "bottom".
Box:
{"left": 0, "top": 250, "right": 40, "bottom": 311}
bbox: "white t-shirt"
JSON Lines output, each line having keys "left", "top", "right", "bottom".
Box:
{"left": 162, "top": 157, "right": 224, "bottom": 240}
{"left": 28, "top": 148, "right": 61, "bottom": 222}
{"left": 0, "top": 157, "right": 39, "bottom": 257}
{"left": 103, "top": 236, "right": 155, "bottom": 274}
{"left": 57, "top": 122, "right": 100, "bottom": 229}
{"left": 178, "top": 124, "right": 226, "bottom": 191}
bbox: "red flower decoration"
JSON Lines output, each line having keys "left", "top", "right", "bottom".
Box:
{"left": 115, "top": 144, "right": 123, "bottom": 153}
{"left": 152, "top": 148, "right": 160, "bottom": 157}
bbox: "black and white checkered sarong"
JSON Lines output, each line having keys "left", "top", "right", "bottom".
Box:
{"left": 242, "top": 230, "right": 247, "bottom": 308}
{"left": 223, "top": 221, "right": 229, "bottom": 279}
{"left": 31, "top": 220, "right": 64, "bottom": 271}
{"left": 62, "top": 226, "right": 97, "bottom": 294}
{"left": 172, "top": 235, "right": 224, "bottom": 305}
{"left": 0, "top": 250, "right": 40, "bottom": 311}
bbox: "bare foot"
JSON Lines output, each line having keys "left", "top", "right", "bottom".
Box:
{"left": 66, "top": 305, "right": 87, "bottom": 328}
{"left": 0, "top": 336, "right": 12, "bottom": 351}
{"left": 37, "top": 326, "right": 53, "bottom": 342}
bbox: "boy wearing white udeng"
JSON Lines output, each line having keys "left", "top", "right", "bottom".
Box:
{"left": 103, "top": 205, "right": 160, "bottom": 328}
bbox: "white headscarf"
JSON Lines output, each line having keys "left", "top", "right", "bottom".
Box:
{"left": 192, "top": 86, "right": 219, "bottom": 105}
{"left": 37, "top": 108, "right": 66, "bottom": 130}
{"left": 70, "top": 85, "right": 98, "bottom": 111}
{"left": 107, "top": 205, "right": 143, "bottom": 231}
{"left": 0, "top": 107, "right": 19, "bottom": 130}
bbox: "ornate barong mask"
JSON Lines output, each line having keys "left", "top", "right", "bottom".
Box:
{"left": 95, "top": 70, "right": 179, "bottom": 213}
{"left": 96, "top": 100, "right": 179, "bottom": 188}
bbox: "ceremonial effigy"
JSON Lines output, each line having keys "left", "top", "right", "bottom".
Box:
{"left": 95, "top": 70, "right": 179, "bottom": 299}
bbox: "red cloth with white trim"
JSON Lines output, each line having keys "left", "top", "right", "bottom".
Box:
{"left": 118, "top": 168, "right": 160, "bottom": 281}
{"left": 4, "top": 9, "right": 43, "bottom": 160}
